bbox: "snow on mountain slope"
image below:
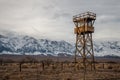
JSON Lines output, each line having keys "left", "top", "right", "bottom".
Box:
{"left": 0, "top": 34, "right": 120, "bottom": 56}
{"left": 0, "top": 35, "right": 74, "bottom": 55}
{"left": 94, "top": 41, "right": 120, "bottom": 56}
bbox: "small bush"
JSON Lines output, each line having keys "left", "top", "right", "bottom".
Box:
{"left": 31, "top": 65, "right": 37, "bottom": 68}
{"left": 2, "top": 73, "right": 10, "bottom": 80}
{"left": 107, "top": 66, "right": 113, "bottom": 69}
{"left": 22, "top": 64, "right": 29, "bottom": 68}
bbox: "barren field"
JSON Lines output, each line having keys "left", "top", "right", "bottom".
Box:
{"left": 0, "top": 59, "right": 120, "bottom": 80}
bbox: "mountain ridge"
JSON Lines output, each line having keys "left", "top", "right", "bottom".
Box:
{"left": 0, "top": 35, "right": 74, "bottom": 55}
{"left": 0, "top": 34, "right": 120, "bottom": 56}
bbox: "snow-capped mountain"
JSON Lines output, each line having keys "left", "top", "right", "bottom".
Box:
{"left": 94, "top": 41, "right": 120, "bottom": 56}
{"left": 0, "top": 34, "right": 120, "bottom": 56}
{"left": 0, "top": 35, "right": 74, "bottom": 55}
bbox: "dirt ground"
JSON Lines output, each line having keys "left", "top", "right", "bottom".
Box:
{"left": 0, "top": 61, "right": 120, "bottom": 80}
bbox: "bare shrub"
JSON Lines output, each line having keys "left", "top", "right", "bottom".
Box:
{"left": 107, "top": 65, "right": 113, "bottom": 69}
{"left": 2, "top": 73, "right": 10, "bottom": 80}
{"left": 22, "top": 64, "right": 29, "bottom": 68}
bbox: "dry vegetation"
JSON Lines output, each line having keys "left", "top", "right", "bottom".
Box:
{"left": 0, "top": 58, "right": 120, "bottom": 80}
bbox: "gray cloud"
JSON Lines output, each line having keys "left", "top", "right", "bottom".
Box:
{"left": 0, "top": 0, "right": 120, "bottom": 43}
{"left": 97, "top": 15, "right": 120, "bottom": 24}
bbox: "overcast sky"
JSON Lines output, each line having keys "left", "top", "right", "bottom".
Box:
{"left": 0, "top": 0, "right": 120, "bottom": 43}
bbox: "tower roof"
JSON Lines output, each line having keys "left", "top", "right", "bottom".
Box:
{"left": 73, "top": 11, "right": 96, "bottom": 22}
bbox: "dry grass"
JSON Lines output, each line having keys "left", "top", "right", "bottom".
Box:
{"left": 0, "top": 62, "right": 120, "bottom": 80}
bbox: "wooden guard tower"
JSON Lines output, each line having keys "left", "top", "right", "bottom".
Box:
{"left": 73, "top": 12, "right": 96, "bottom": 71}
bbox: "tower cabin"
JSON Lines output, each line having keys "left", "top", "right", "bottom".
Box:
{"left": 73, "top": 12, "right": 96, "bottom": 34}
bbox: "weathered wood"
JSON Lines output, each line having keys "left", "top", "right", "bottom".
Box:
{"left": 73, "top": 12, "right": 96, "bottom": 73}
